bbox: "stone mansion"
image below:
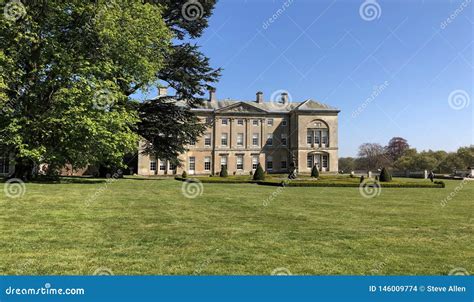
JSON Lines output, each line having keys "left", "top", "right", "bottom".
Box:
{"left": 137, "top": 89, "right": 340, "bottom": 176}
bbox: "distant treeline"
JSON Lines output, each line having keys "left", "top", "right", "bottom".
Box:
{"left": 339, "top": 137, "right": 473, "bottom": 173}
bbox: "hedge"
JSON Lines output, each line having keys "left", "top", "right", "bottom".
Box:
{"left": 175, "top": 177, "right": 445, "bottom": 188}
{"left": 257, "top": 180, "right": 445, "bottom": 188}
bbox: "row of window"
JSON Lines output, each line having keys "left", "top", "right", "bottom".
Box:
{"left": 307, "top": 129, "right": 329, "bottom": 146}
{"left": 187, "top": 155, "right": 286, "bottom": 172}
{"left": 211, "top": 118, "right": 287, "bottom": 127}
{"left": 194, "top": 133, "right": 288, "bottom": 147}
{"left": 150, "top": 160, "right": 177, "bottom": 171}
{"left": 306, "top": 154, "right": 329, "bottom": 169}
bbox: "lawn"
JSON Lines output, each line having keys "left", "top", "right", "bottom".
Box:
{"left": 0, "top": 177, "right": 472, "bottom": 275}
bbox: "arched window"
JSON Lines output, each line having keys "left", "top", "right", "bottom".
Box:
{"left": 307, "top": 120, "right": 329, "bottom": 147}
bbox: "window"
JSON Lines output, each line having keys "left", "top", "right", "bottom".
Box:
{"left": 307, "top": 130, "right": 313, "bottom": 145}
{"left": 221, "top": 133, "right": 228, "bottom": 146}
{"left": 221, "top": 118, "right": 228, "bottom": 125}
{"left": 321, "top": 130, "right": 328, "bottom": 145}
{"left": 322, "top": 155, "right": 328, "bottom": 168}
{"left": 189, "top": 140, "right": 196, "bottom": 146}
{"left": 252, "top": 133, "right": 259, "bottom": 146}
{"left": 206, "top": 117, "right": 213, "bottom": 124}
{"left": 204, "top": 133, "right": 211, "bottom": 147}
{"left": 237, "top": 119, "right": 244, "bottom": 125}
{"left": 252, "top": 156, "right": 259, "bottom": 170}
{"left": 267, "top": 118, "right": 274, "bottom": 126}
{"left": 315, "top": 130, "right": 321, "bottom": 145}
{"left": 236, "top": 155, "right": 244, "bottom": 170}
{"left": 266, "top": 133, "right": 273, "bottom": 146}
{"left": 281, "top": 161, "right": 287, "bottom": 169}
{"left": 0, "top": 155, "right": 9, "bottom": 174}
{"left": 237, "top": 133, "right": 244, "bottom": 146}
{"left": 159, "top": 160, "right": 166, "bottom": 171}
{"left": 169, "top": 163, "right": 177, "bottom": 171}
{"left": 266, "top": 156, "right": 273, "bottom": 170}
{"left": 150, "top": 160, "right": 157, "bottom": 171}
{"left": 252, "top": 119, "right": 259, "bottom": 126}
{"left": 307, "top": 154, "right": 313, "bottom": 168}
{"left": 220, "top": 156, "right": 228, "bottom": 170}
{"left": 189, "top": 157, "right": 196, "bottom": 171}
{"left": 282, "top": 120, "right": 287, "bottom": 126}
{"left": 204, "top": 157, "right": 211, "bottom": 171}
{"left": 281, "top": 134, "right": 287, "bottom": 146}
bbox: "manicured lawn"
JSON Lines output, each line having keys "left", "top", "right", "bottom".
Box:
{"left": 0, "top": 177, "right": 472, "bottom": 275}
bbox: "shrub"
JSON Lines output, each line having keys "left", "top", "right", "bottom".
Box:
{"left": 249, "top": 171, "right": 253, "bottom": 176}
{"left": 219, "top": 166, "right": 228, "bottom": 177}
{"left": 253, "top": 163, "right": 265, "bottom": 181}
{"left": 311, "top": 165, "right": 319, "bottom": 178}
{"left": 182, "top": 171, "right": 187, "bottom": 179}
{"left": 360, "top": 175, "right": 365, "bottom": 183}
{"left": 379, "top": 167, "right": 392, "bottom": 182}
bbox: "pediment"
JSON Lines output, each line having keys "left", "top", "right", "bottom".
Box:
{"left": 216, "top": 102, "right": 267, "bottom": 113}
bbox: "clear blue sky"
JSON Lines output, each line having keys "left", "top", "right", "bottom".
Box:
{"left": 146, "top": 0, "right": 474, "bottom": 157}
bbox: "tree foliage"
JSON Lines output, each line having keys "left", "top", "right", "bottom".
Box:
{"left": 0, "top": 1, "right": 173, "bottom": 178}
{"left": 379, "top": 167, "right": 392, "bottom": 182}
{"left": 253, "top": 163, "right": 265, "bottom": 181}
{"left": 341, "top": 136, "right": 472, "bottom": 174}
{"left": 137, "top": 1, "right": 221, "bottom": 163}
{"left": 220, "top": 165, "right": 228, "bottom": 178}
{"left": 386, "top": 137, "right": 409, "bottom": 161}
{"left": 0, "top": 0, "right": 221, "bottom": 178}
{"left": 311, "top": 165, "right": 319, "bottom": 178}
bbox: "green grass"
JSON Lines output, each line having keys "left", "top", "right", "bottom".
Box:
{"left": 0, "top": 177, "right": 472, "bottom": 275}
{"left": 180, "top": 174, "right": 445, "bottom": 188}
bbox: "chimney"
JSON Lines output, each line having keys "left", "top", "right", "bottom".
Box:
{"left": 158, "top": 86, "right": 167, "bottom": 97}
{"left": 281, "top": 92, "right": 288, "bottom": 105}
{"left": 209, "top": 87, "right": 217, "bottom": 103}
{"left": 256, "top": 91, "right": 264, "bottom": 104}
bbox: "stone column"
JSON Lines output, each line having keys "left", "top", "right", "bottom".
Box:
{"left": 229, "top": 118, "right": 233, "bottom": 149}
{"left": 245, "top": 118, "right": 250, "bottom": 149}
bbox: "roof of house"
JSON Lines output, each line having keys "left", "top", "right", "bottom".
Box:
{"left": 166, "top": 97, "right": 339, "bottom": 114}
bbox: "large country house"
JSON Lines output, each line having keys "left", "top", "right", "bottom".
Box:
{"left": 138, "top": 89, "right": 340, "bottom": 176}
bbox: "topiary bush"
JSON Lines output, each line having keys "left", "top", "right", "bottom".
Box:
{"left": 311, "top": 165, "right": 319, "bottom": 178}
{"left": 219, "top": 166, "right": 228, "bottom": 177}
{"left": 253, "top": 163, "right": 265, "bottom": 181}
{"left": 182, "top": 171, "right": 187, "bottom": 179}
{"left": 379, "top": 167, "right": 392, "bottom": 182}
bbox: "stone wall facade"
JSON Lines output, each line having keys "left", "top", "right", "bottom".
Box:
{"left": 138, "top": 92, "right": 340, "bottom": 176}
